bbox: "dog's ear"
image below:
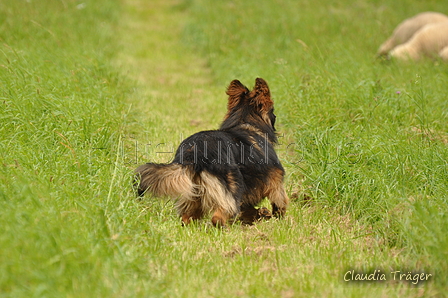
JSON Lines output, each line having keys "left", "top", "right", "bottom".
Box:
{"left": 226, "top": 79, "right": 249, "bottom": 111}
{"left": 250, "top": 78, "right": 273, "bottom": 113}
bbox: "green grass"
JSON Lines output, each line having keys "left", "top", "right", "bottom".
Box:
{"left": 1, "top": 0, "right": 447, "bottom": 297}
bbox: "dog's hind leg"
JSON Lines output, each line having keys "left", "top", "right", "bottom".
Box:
{"left": 239, "top": 205, "right": 273, "bottom": 224}
{"left": 211, "top": 208, "right": 232, "bottom": 227}
{"left": 264, "top": 168, "right": 289, "bottom": 217}
{"left": 199, "top": 171, "right": 239, "bottom": 227}
{"left": 269, "top": 187, "right": 289, "bottom": 217}
{"left": 238, "top": 205, "right": 260, "bottom": 224}
{"left": 176, "top": 196, "right": 204, "bottom": 225}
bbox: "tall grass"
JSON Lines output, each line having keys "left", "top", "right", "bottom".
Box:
{"left": 0, "top": 1, "right": 133, "bottom": 296}
{"left": 184, "top": 0, "right": 448, "bottom": 284}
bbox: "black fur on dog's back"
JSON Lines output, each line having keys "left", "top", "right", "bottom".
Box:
{"left": 135, "top": 78, "right": 289, "bottom": 227}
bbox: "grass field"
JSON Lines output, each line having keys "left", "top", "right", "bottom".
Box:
{"left": 1, "top": 0, "right": 447, "bottom": 297}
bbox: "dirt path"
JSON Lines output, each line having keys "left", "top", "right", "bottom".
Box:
{"left": 116, "top": 0, "right": 224, "bottom": 164}
{"left": 117, "top": 0, "right": 217, "bottom": 122}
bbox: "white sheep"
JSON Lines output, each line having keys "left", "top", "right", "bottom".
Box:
{"left": 377, "top": 12, "right": 448, "bottom": 61}
{"left": 389, "top": 22, "right": 448, "bottom": 61}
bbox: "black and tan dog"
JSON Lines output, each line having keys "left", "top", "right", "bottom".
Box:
{"left": 135, "top": 78, "right": 289, "bottom": 227}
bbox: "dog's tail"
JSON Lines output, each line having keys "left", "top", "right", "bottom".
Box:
{"left": 134, "top": 163, "right": 197, "bottom": 198}
{"left": 134, "top": 163, "right": 239, "bottom": 220}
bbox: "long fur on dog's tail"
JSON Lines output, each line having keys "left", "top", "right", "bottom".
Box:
{"left": 134, "top": 163, "right": 239, "bottom": 221}
{"left": 134, "top": 163, "right": 197, "bottom": 198}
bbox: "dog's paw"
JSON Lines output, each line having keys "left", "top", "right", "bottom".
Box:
{"left": 257, "top": 207, "right": 272, "bottom": 220}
